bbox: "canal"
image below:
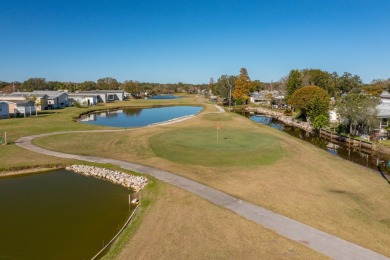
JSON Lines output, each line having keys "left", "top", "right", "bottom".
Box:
{"left": 245, "top": 113, "right": 390, "bottom": 174}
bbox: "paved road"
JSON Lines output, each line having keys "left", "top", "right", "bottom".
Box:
{"left": 15, "top": 132, "right": 389, "bottom": 260}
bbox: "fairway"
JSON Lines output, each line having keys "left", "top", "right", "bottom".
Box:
{"left": 150, "top": 127, "right": 283, "bottom": 166}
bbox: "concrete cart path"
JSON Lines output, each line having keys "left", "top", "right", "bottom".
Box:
{"left": 15, "top": 132, "right": 389, "bottom": 260}
{"left": 214, "top": 104, "right": 225, "bottom": 113}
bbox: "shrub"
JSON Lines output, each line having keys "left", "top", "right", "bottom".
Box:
{"left": 284, "top": 108, "right": 292, "bottom": 116}
{"left": 73, "top": 101, "right": 81, "bottom": 108}
{"left": 235, "top": 98, "right": 244, "bottom": 105}
{"left": 312, "top": 115, "right": 329, "bottom": 129}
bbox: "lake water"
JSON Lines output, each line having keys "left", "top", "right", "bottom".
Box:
{"left": 148, "top": 95, "right": 179, "bottom": 99}
{"left": 0, "top": 169, "right": 135, "bottom": 259}
{"left": 81, "top": 106, "right": 202, "bottom": 128}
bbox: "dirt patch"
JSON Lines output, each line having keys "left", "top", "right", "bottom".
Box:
{"left": 0, "top": 167, "right": 61, "bottom": 178}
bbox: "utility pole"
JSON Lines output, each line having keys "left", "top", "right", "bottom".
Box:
{"left": 229, "top": 85, "right": 232, "bottom": 112}
{"left": 226, "top": 78, "right": 232, "bottom": 112}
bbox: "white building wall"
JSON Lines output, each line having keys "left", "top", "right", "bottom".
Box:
{"left": 0, "top": 102, "right": 9, "bottom": 118}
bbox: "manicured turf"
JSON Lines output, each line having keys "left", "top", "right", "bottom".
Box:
{"left": 201, "top": 112, "right": 234, "bottom": 121}
{"left": 150, "top": 127, "right": 283, "bottom": 166}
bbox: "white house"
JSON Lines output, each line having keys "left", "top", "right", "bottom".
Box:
{"left": 249, "top": 91, "right": 271, "bottom": 105}
{"left": 76, "top": 90, "right": 126, "bottom": 103}
{"left": 68, "top": 93, "right": 98, "bottom": 106}
{"left": 5, "top": 100, "right": 36, "bottom": 117}
{"left": 32, "top": 91, "right": 69, "bottom": 109}
{"left": 376, "top": 91, "right": 390, "bottom": 130}
{"left": 0, "top": 101, "right": 9, "bottom": 119}
{"left": 0, "top": 92, "right": 48, "bottom": 110}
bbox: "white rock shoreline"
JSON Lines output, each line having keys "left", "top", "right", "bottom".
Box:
{"left": 65, "top": 165, "right": 148, "bottom": 192}
{"left": 246, "top": 107, "right": 313, "bottom": 132}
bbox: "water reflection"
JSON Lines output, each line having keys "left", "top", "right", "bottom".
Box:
{"left": 123, "top": 108, "right": 142, "bottom": 116}
{"left": 81, "top": 106, "right": 202, "bottom": 128}
{"left": 148, "top": 95, "right": 179, "bottom": 99}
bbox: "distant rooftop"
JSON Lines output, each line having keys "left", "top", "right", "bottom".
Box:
{"left": 2, "top": 99, "right": 35, "bottom": 105}
{"left": 0, "top": 92, "right": 48, "bottom": 98}
{"left": 77, "top": 90, "right": 125, "bottom": 93}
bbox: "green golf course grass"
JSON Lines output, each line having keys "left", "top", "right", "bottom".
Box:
{"left": 150, "top": 127, "right": 283, "bottom": 166}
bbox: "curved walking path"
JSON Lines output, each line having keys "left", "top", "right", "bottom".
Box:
{"left": 15, "top": 131, "right": 389, "bottom": 260}
{"left": 214, "top": 104, "right": 225, "bottom": 113}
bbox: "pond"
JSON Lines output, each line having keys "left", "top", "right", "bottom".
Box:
{"left": 246, "top": 114, "right": 390, "bottom": 174}
{"left": 0, "top": 169, "right": 135, "bottom": 259}
{"left": 80, "top": 106, "right": 202, "bottom": 128}
{"left": 148, "top": 95, "right": 179, "bottom": 99}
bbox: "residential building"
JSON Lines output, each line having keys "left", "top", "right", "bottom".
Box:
{"left": 0, "top": 92, "right": 48, "bottom": 110}
{"left": 377, "top": 91, "right": 390, "bottom": 130}
{"left": 68, "top": 93, "right": 98, "bottom": 106}
{"left": 76, "top": 90, "right": 126, "bottom": 103}
{"left": 0, "top": 101, "right": 9, "bottom": 119}
{"left": 249, "top": 91, "right": 273, "bottom": 105}
{"left": 5, "top": 100, "right": 36, "bottom": 117}
{"left": 32, "top": 91, "right": 69, "bottom": 109}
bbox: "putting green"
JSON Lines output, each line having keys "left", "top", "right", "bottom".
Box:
{"left": 150, "top": 127, "right": 284, "bottom": 167}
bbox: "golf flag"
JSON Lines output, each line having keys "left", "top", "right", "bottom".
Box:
{"left": 216, "top": 125, "right": 220, "bottom": 130}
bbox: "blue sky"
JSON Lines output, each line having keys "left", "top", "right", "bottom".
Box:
{"left": 1, "top": 0, "right": 389, "bottom": 84}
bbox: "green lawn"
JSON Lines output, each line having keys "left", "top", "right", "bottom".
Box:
{"left": 150, "top": 127, "right": 283, "bottom": 166}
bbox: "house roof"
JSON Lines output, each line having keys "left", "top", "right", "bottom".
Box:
{"left": 32, "top": 91, "right": 67, "bottom": 99}
{"left": 68, "top": 93, "right": 98, "bottom": 98}
{"left": 2, "top": 100, "right": 35, "bottom": 106}
{"left": 32, "top": 90, "right": 66, "bottom": 93}
{"left": 77, "top": 90, "right": 125, "bottom": 94}
{"left": 1, "top": 92, "right": 48, "bottom": 98}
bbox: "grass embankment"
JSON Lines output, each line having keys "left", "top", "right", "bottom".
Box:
{"left": 35, "top": 108, "right": 390, "bottom": 257}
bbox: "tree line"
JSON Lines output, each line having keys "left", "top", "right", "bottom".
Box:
{"left": 2, "top": 69, "right": 390, "bottom": 135}
{"left": 0, "top": 77, "right": 208, "bottom": 96}
{"left": 209, "top": 67, "right": 390, "bottom": 135}
{"left": 284, "top": 69, "right": 390, "bottom": 133}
